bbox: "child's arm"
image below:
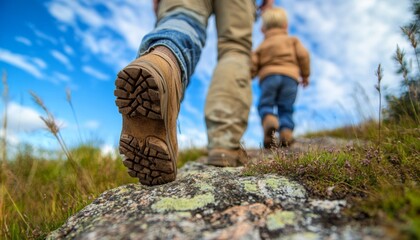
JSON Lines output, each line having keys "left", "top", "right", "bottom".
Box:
{"left": 295, "top": 39, "right": 310, "bottom": 87}
{"left": 251, "top": 50, "right": 260, "bottom": 79}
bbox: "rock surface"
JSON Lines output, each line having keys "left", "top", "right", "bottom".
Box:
{"left": 48, "top": 161, "right": 385, "bottom": 240}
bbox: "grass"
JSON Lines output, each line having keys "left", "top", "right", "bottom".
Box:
{"left": 243, "top": 118, "right": 420, "bottom": 239}
{"left": 0, "top": 143, "right": 137, "bottom": 239}
{"left": 0, "top": 143, "right": 205, "bottom": 239}
{"left": 1, "top": 5, "right": 419, "bottom": 238}
{"left": 0, "top": 98, "right": 418, "bottom": 240}
{"left": 0, "top": 74, "right": 208, "bottom": 239}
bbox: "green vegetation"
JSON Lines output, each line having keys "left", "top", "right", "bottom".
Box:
{"left": 0, "top": 88, "right": 205, "bottom": 239}
{"left": 243, "top": 120, "right": 419, "bottom": 238}
{"left": 0, "top": 144, "right": 137, "bottom": 239}
{"left": 0, "top": 143, "right": 205, "bottom": 239}
{"left": 1, "top": 2, "right": 419, "bottom": 240}
{"left": 244, "top": 2, "right": 420, "bottom": 237}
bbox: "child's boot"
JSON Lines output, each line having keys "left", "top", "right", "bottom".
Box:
{"left": 280, "top": 128, "right": 294, "bottom": 147}
{"left": 262, "top": 114, "right": 279, "bottom": 148}
{"left": 114, "top": 46, "right": 183, "bottom": 186}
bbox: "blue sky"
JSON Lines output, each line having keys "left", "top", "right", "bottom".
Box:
{"left": 0, "top": 0, "right": 413, "bottom": 153}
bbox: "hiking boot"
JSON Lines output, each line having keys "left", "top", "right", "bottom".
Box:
{"left": 114, "top": 46, "right": 182, "bottom": 186}
{"left": 280, "top": 128, "right": 294, "bottom": 147}
{"left": 262, "top": 114, "right": 279, "bottom": 149}
{"left": 207, "top": 148, "right": 248, "bottom": 167}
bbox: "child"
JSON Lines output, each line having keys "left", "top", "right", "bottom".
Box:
{"left": 252, "top": 7, "right": 310, "bottom": 148}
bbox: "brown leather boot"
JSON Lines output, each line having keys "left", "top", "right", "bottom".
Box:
{"left": 280, "top": 128, "right": 294, "bottom": 147}
{"left": 114, "top": 46, "right": 182, "bottom": 186}
{"left": 262, "top": 114, "right": 279, "bottom": 149}
{"left": 207, "top": 148, "right": 248, "bottom": 167}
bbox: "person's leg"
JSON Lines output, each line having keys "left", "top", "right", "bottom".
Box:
{"left": 141, "top": 0, "right": 213, "bottom": 89}
{"left": 258, "top": 76, "right": 281, "bottom": 148}
{"left": 205, "top": 0, "right": 255, "bottom": 165}
{"left": 114, "top": 0, "right": 212, "bottom": 185}
{"left": 276, "top": 75, "right": 298, "bottom": 146}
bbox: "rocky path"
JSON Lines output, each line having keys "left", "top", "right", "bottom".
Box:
{"left": 48, "top": 138, "right": 385, "bottom": 240}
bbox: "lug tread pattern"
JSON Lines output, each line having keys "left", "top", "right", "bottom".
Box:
{"left": 114, "top": 68, "right": 162, "bottom": 119}
{"left": 119, "top": 134, "right": 175, "bottom": 186}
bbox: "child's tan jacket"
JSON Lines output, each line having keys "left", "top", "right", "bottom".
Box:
{"left": 251, "top": 28, "right": 310, "bottom": 82}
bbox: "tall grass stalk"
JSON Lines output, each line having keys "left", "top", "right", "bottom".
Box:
{"left": 394, "top": 45, "right": 420, "bottom": 123}
{"left": 375, "top": 64, "right": 383, "bottom": 161}
{"left": 401, "top": 25, "right": 420, "bottom": 70}
{"left": 5, "top": 187, "right": 30, "bottom": 231}
{"left": 1, "top": 71, "right": 8, "bottom": 169}
{"left": 29, "top": 91, "right": 94, "bottom": 192}
{"left": 66, "top": 88, "right": 83, "bottom": 143}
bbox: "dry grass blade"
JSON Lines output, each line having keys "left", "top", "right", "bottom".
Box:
{"left": 29, "top": 91, "right": 94, "bottom": 193}
{"left": 66, "top": 88, "right": 83, "bottom": 143}
{"left": 1, "top": 71, "right": 8, "bottom": 169}
{"left": 4, "top": 186, "right": 30, "bottom": 231}
{"left": 375, "top": 64, "right": 383, "bottom": 161}
{"left": 393, "top": 46, "right": 420, "bottom": 123}
{"left": 401, "top": 25, "right": 420, "bottom": 70}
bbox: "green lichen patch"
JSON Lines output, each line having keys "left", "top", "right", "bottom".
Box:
{"left": 263, "top": 177, "right": 281, "bottom": 190}
{"left": 151, "top": 193, "right": 215, "bottom": 212}
{"left": 242, "top": 180, "right": 258, "bottom": 193}
{"left": 266, "top": 210, "right": 296, "bottom": 231}
{"left": 196, "top": 181, "right": 215, "bottom": 192}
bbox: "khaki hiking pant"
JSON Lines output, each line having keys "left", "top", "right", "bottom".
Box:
{"left": 157, "top": 0, "right": 255, "bottom": 150}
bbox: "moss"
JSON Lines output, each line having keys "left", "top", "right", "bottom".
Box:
{"left": 242, "top": 180, "right": 258, "bottom": 193}
{"left": 196, "top": 181, "right": 214, "bottom": 192}
{"left": 266, "top": 210, "right": 296, "bottom": 231}
{"left": 264, "top": 178, "right": 281, "bottom": 190}
{"left": 151, "top": 193, "right": 215, "bottom": 212}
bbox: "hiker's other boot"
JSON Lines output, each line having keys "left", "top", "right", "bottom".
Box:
{"left": 114, "top": 46, "right": 182, "bottom": 186}
{"left": 207, "top": 148, "right": 248, "bottom": 167}
{"left": 280, "top": 128, "right": 294, "bottom": 147}
{"left": 262, "top": 114, "right": 279, "bottom": 149}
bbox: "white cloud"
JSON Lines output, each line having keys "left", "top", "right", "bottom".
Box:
{"left": 84, "top": 120, "right": 100, "bottom": 129}
{"left": 45, "top": 0, "right": 156, "bottom": 71}
{"left": 275, "top": 0, "right": 412, "bottom": 130}
{"left": 64, "top": 45, "right": 74, "bottom": 55}
{"left": 0, "top": 129, "right": 20, "bottom": 146}
{"left": 42, "top": 0, "right": 414, "bottom": 143}
{"left": 50, "top": 50, "right": 73, "bottom": 70}
{"left": 15, "top": 36, "right": 32, "bottom": 46}
{"left": 82, "top": 65, "right": 109, "bottom": 81}
{"left": 47, "top": 1, "right": 76, "bottom": 23}
{"left": 4, "top": 102, "right": 45, "bottom": 132}
{"left": 0, "top": 49, "right": 43, "bottom": 78}
{"left": 100, "top": 144, "right": 117, "bottom": 157}
{"left": 178, "top": 129, "right": 207, "bottom": 149}
{"left": 33, "top": 58, "right": 47, "bottom": 69}
{"left": 29, "top": 24, "right": 58, "bottom": 45}
{"left": 51, "top": 72, "right": 71, "bottom": 83}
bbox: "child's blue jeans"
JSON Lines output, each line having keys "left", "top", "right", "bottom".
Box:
{"left": 258, "top": 75, "right": 298, "bottom": 131}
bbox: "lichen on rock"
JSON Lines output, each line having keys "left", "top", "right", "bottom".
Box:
{"left": 47, "top": 162, "right": 387, "bottom": 240}
{"left": 152, "top": 193, "right": 215, "bottom": 212}
{"left": 266, "top": 210, "right": 296, "bottom": 231}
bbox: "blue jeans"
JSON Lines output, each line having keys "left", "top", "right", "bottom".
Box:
{"left": 139, "top": 9, "right": 206, "bottom": 93}
{"left": 258, "top": 75, "right": 298, "bottom": 131}
{"left": 137, "top": 1, "right": 255, "bottom": 150}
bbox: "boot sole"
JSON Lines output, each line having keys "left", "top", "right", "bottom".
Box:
{"left": 114, "top": 64, "right": 175, "bottom": 186}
